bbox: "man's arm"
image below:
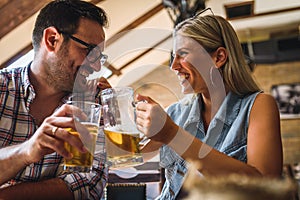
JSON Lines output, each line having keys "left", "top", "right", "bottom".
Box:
{"left": 0, "top": 144, "right": 29, "bottom": 185}
{"left": 0, "top": 104, "right": 87, "bottom": 184}
{"left": 0, "top": 178, "right": 73, "bottom": 200}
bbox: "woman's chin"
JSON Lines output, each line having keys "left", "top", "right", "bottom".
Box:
{"left": 181, "top": 86, "right": 194, "bottom": 94}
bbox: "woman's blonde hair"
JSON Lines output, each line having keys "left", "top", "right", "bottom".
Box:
{"left": 175, "top": 14, "right": 260, "bottom": 95}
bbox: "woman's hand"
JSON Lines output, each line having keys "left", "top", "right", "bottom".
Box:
{"left": 97, "top": 77, "right": 111, "bottom": 91}
{"left": 135, "top": 94, "right": 178, "bottom": 144}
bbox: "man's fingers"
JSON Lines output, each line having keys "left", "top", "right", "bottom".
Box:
{"left": 49, "top": 125, "right": 87, "bottom": 153}
{"left": 52, "top": 104, "right": 86, "bottom": 120}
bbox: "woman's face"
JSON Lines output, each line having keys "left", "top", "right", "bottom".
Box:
{"left": 171, "top": 34, "right": 216, "bottom": 94}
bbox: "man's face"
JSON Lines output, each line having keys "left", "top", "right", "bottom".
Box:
{"left": 47, "top": 18, "right": 106, "bottom": 94}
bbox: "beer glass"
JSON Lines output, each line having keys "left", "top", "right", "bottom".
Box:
{"left": 101, "top": 87, "right": 144, "bottom": 168}
{"left": 63, "top": 101, "right": 101, "bottom": 173}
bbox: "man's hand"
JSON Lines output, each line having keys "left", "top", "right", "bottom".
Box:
{"left": 21, "top": 104, "right": 88, "bottom": 165}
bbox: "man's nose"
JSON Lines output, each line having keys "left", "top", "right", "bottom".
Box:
{"left": 90, "top": 60, "right": 102, "bottom": 72}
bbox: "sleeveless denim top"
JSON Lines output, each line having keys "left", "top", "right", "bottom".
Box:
{"left": 157, "top": 91, "right": 261, "bottom": 200}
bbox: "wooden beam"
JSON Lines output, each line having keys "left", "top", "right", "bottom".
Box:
{"left": 105, "top": 63, "right": 121, "bottom": 76}
{"left": 107, "top": 33, "right": 172, "bottom": 78}
{"left": 229, "top": 6, "right": 300, "bottom": 20}
{"left": 0, "top": 0, "right": 105, "bottom": 40}
{"left": 119, "top": 34, "right": 171, "bottom": 71}
{"left": 106, "top": 3, "right": 164, "bottom": 46}
{"left": 0, "top": 0, "right": 10, "bottom": 9}
{"left": 0, "top": 0, "right": 52, "bottom": 39}
{"left": 90, "top": 0, "right": 104, "bottom": 4}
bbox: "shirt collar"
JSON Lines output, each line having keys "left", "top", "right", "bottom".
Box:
{"left": 22, "top": 62, "right": 72, "bottom": 110}
{"left": 22, "top": 62, "right": 35, "bottom": 109}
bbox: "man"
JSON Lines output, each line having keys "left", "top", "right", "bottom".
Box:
{"left": 0, "top": 1, "right": 110, "bottom": 199}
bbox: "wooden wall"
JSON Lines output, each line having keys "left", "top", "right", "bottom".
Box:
{"left": 252, "top": 61, "right": 300, "bottom": 164}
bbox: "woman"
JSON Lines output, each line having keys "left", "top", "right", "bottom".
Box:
{"left": 135, "top": 10, "right": 283, "bottom": 199}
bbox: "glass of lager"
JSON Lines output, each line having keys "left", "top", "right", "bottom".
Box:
{"left": 63, "top": 101, "right": 101, "bottom": 173}
{"left": 101, "top": 87, "right": 144, "bottom": 168}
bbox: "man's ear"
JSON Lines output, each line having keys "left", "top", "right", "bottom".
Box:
{"left": 43, "top": 27, "right": 62, "bottom": 52}
{"left": 212, "top": 47, "right": 227, "bottom": 69}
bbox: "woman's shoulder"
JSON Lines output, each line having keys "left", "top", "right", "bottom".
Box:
{"left": 250, "top": 92, "right": 279, "bottom": 118}
{"left": 253, "top": 92, "right": 277, "bottom": 106}
{"left": 236, "top": 91, "right": 277, "bottom": 109}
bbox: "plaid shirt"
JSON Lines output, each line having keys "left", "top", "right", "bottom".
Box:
{"left": 0, "top": 64, "right": 108, "bottom": 199}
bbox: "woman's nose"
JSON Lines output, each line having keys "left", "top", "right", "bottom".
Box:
{"left": 170, "top": 55, "right": 181, "bottom": 71}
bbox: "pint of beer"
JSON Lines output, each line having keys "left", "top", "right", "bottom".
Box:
{"left": 101, "top": 87, "right": 144, "bottom": 168}
{"left": 63, "top": 101, "right": 101, "bottom": 173}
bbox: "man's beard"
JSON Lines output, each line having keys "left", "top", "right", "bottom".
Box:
{"left": 46, "top": 44, "right": 75, "bottom": 93}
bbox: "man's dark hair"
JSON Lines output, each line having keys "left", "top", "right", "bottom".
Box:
{"left": 32, "top": 0, "right": 108, "bottom": 50}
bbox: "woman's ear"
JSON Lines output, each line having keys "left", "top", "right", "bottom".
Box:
{"left": 43, "top": 26, "right": 62, "bottom": 52}
{"left": 212, "top": 47, "right": 227, "bottom": 69}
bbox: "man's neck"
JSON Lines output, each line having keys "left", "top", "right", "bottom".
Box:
{"left": 30, "top": 61, "right": 66, "bottom": 100}
{"left": 29, "top": 61, "right": 67, "bottom": 125}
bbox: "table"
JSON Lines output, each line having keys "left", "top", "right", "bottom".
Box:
{"left": 107, "top": 161, "right": 162, "bottom": 200}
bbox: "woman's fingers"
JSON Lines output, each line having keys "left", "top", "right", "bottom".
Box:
{"left": 97, "top": 77, "right": 111, "bottom": 90}
{"left": 136, "top": 94, "right": 155, "bottom": 104}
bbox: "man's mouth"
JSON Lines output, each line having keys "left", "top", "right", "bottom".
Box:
{"left": 79, "top": 69, "right": 90, "bottom": 78}
{"left": 74, "top": 67, "right": 93, "bottom": 88}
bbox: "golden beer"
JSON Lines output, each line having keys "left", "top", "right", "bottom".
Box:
{"left": 104, "top": 128, "right": 143, "bottom": 168}
{"left": 64, "top": 123, "right": 98, "bottom": 172}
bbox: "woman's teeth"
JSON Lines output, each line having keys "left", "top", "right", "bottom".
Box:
{"left": 178, "top": 73, "right": 189, "bottom": 81}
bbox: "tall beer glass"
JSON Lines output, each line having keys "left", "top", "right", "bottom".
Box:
{"left": 63, "top": 101, "right": 101, "bottom": 173}
{"left": 101, "top": 87, "right": 144, "bottom": 168}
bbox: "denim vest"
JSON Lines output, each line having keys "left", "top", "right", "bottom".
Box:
{"left": 157, "top": 91, "right": 261, "bottom": 200}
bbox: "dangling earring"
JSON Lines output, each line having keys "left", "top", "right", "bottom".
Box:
{"left": 210, "top": 66, "right": 219, "bottom": 88}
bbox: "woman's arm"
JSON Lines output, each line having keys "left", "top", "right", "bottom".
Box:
{"left": 247, "top": 93, "right": 283, "bottom": 177}
{"left": 136, "top": 93, "right": 282, "bottom": 177}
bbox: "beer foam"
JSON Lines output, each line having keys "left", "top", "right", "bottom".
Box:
{"left": 105, "top": 126, "right": 139, "bottom": 136}
{"left": 81, "top": 122, "right": 99, "bottom": 136}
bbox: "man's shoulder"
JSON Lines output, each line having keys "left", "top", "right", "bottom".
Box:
{"left": 0, "top": 66, "right": 25, "bottom": 80}
{"left": 0, "top": 66, "right": 27, "bottom": 91}
{"left": 0, "top": 66, "right": 24, "bottom": 73}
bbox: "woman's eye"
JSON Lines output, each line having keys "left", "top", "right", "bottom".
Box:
{"left": 178, "top": 51, "right": 187, "bottom": 57}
